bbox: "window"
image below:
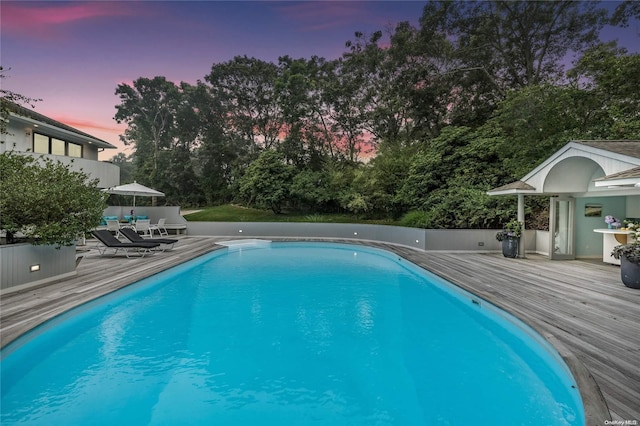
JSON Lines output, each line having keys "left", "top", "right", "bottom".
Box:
{"left": 52, "top": 138, "right": 65, "bottom": 155}
{"left": 68, "top": 142, "right": 82, "bottom": 158}
{"left": 33, "top": 134, "right": 49, "bottom": 154}
{"left": 32, "top": 132, "right": 84, "bottom": 158}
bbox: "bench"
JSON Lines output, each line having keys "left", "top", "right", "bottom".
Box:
{"left": 164, "top": 224, "right": 187, "bottom": 235}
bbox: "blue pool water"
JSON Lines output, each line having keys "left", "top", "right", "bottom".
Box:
{"left": 1, "top": 243, "right": 583, "bottom": 425}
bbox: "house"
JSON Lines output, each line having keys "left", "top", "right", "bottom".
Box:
{"left": 489, "top": 140, "right": 640, "bottom": 261}
{"left": 0, "top": 102, "right": 120, "bottom": 188}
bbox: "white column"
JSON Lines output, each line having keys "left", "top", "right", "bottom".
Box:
{"left": 518, "top": 193, "right": 526, "bottom": 258}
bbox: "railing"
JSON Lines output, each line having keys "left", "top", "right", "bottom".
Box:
{"left": 18, "top": 152, "right": 120, "bottom": 188}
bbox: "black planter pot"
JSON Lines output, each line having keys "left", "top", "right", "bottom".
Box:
{"left": 620, "top": 256, "right": 640, "bottom": 289}
{"left": 501, "top": 237, "right": 519, "bottom": 258}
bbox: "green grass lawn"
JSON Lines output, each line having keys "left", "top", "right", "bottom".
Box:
{"left": 183, "top": 204, "right": 397, "bottom": 225}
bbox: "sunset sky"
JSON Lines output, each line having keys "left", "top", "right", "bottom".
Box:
{"left": 2, "top": 1, "right": 638, "bottom": 160}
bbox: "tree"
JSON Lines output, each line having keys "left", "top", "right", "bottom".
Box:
{"left": 414, "top": 0, "right": 608, "bottom": 129}
{"left": 568, "top": 43, "right": 640, "bottom": 139}
{"left": 238, "top": 150, "right": 295, "bottom": 214}
{"left": 290, "top": 169, "right": 333, "bottom": 211}
{"left": 320, "top": 59, "right": 372, "bottom": 162}
{"left": 611, "top": 1, "right": 640, "bottom": 27}
{"left": 106, "top": 1, "right": 637, "bottom": 227}
{"left": 424, "top": 1, "right": 607, "bottom": 89}
{"left": 342, "top": 30, "right": 419, "bottom": 149}
{"left": 398, "top": 127, "right": 473, "bottom": 210}
{"left": 483, "top": 84, "right": 594, "bottom": 177}
{"left": 357, "top": 145, "right": 415, "bottom": 218}
{"left": 114, "top": 77, "right": 181, "bottom": 189}
{"left": 395, "top": 126, "right": 521, "bottom": 228}
{"left": 0, "top": 151, "right": 106, "bottom": 246}
{"left": 108, "top": 152, "right": 134, "bottom": 184}
{"left": 0, "top": 66, "right": 40, "bottom": 136}
{"left": 192, "top": 81, "right": 250, "bottom": 204}
{"left": 275, "top": 56, "right": 318, "bottom": 167}
{"left": 205, "top": 56, "right": 282, "bottom": 151}
{"left": 163, "top": 82, "right": 204, "bottom": 205}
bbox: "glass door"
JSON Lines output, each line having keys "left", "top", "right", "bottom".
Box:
{"left": 549, "top": 197, "right": 575, "bottom": 260}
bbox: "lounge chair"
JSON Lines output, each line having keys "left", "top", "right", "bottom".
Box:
{"left": 149, "top": 218, "right": 169, "bottom": 237}
{"left": 119, "top": 228, "right": 178, "bottom": 251}
{"left": 105, "top": 219, "right": 123, "bottom": 238}
{"left": 133, "top": 219, "right": 153, "bottom": 237}
{"left": 91, "top": 230, "right": 160, "bottom": 258}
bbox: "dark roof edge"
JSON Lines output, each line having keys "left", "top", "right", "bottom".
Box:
{"left": 573, "top": 140, "right": 640, "bottom": 159}
{"left": 4, "top": 99, "right": 116, "bottom": 149}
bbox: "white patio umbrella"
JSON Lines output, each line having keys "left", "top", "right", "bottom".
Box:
{"left": 103, "top": 181, "right": 164, "bottom": 206}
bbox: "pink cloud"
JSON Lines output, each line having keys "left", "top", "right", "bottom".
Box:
{"left": 44, "top": 112, "right": 127, "bottom": 156}
{"left": 52, "top": 115, "right": 125, "bottom": 135}
{"left": 2, "top": 2, "right": 135, "bottom": 39}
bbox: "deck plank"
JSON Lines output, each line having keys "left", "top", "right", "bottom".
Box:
{"left": 1, "top": 239, "right": 639, "bottom": 421}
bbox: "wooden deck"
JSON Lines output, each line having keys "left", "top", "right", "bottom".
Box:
{"left": 1, "top": 237, "right": 639, "bottom": 422}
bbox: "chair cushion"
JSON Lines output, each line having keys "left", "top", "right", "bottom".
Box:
{"left": 101, "top": 215, "right": 119, "bottom": 225}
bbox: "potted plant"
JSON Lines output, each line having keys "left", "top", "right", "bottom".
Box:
{"left": 496, "top": 219, "right": 523, "bottom": 258}
{"left": 605, "top": 215, "right": 621, "bottom": 229}
{"left": 611, "top": 222, "right": 640, "bottom": 289}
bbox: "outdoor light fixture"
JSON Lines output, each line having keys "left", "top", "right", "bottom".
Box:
{"left": 353, "top": 232, "right": 358, "bottom": 236}
{"left": 416, "top": 240, "right": 419, "bottom": 243}
{"left": 239, "top": 229, "right": 243, "bottom": 233}
{"left": 30, "top": 264, "right": 40, "bottom": 272}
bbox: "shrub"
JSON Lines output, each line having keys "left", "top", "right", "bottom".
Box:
{"left": 0, "top": 151, "right": 106, "bottom": 246}
{"left": 400, "top": 210, "right": 433, "bottom": 228}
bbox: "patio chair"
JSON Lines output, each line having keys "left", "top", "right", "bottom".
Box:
{"left": 133, "top": 219, "right": 153, "bottom": 238}
{"left": 105, "top": 219, "right": 123, "bottom": 238}
{"left": 91, "top": 230, "right": 160, "bottom": 258}
{"left": 149, "top": 218, "right": 169, "bottom": 237}
{"left": 119, "top": 228, "right": 178, "bottom": 251}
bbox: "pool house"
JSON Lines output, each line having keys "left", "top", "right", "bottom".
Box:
{"left": 488, "top": 140, "right": 640, "bottom": 261}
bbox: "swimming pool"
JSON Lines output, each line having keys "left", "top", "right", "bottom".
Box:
{"left": 1, "top": 242, "right": 583, "bottom": 425}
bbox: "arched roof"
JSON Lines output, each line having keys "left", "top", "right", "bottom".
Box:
{"left": 542, "top": 156, "right": 604, "bottom": 193}
{"left": 488, "top": 140, "right": 640, "bottom": 197}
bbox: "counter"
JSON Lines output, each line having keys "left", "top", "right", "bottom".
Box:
{"left": 593, "top": 229, "right": 634, "bottom": 265}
